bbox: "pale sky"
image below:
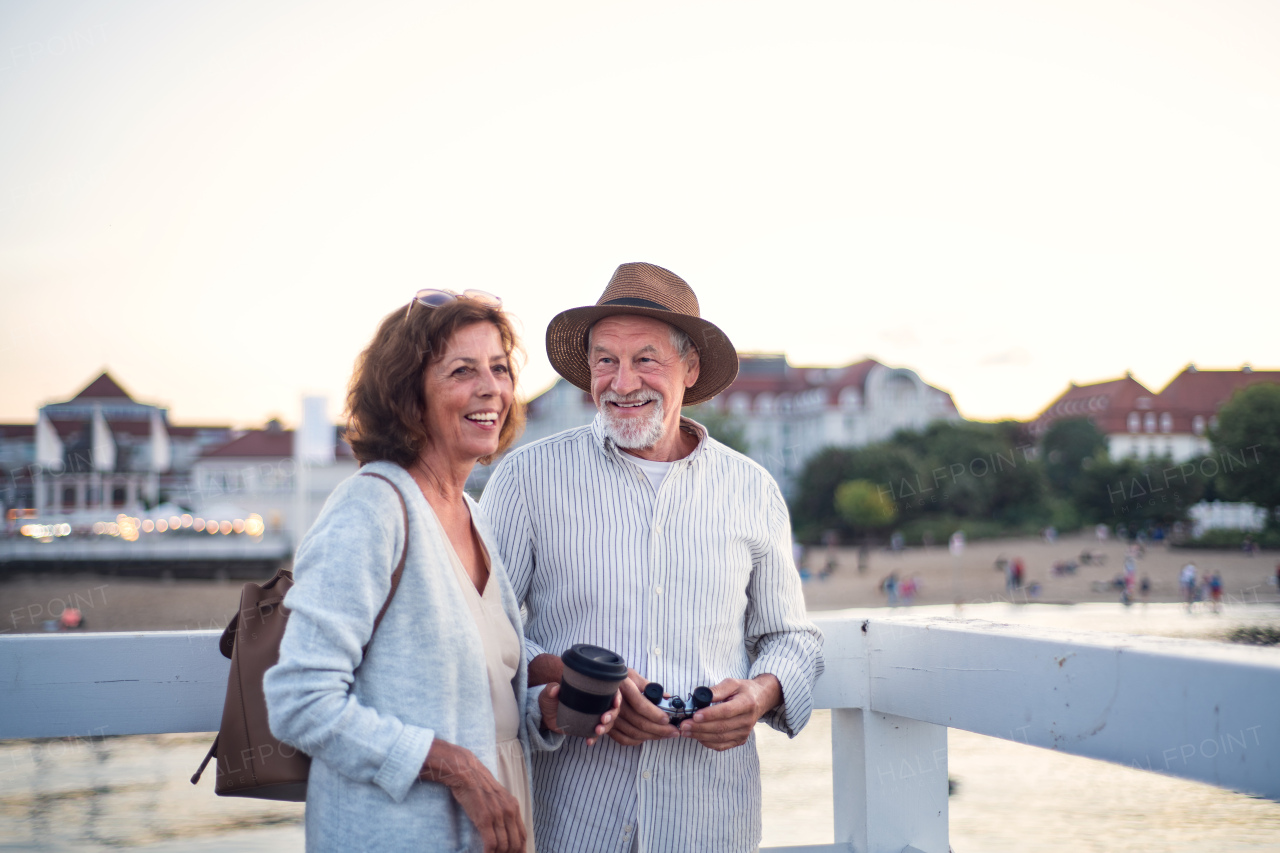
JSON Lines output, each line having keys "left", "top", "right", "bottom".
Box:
{"left": 2, "top": 1, "right": 1277, "bottom": 428}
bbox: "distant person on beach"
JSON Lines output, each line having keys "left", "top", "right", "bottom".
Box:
{"left": 882, "top": 571, "right": 900, "bottom": 606}
{"left": 822, "top": 529, "right": 841, "bottom": 578}
{"left": 480, "top": 262, "right": 823, "bottom": 853}
{"left": 266, "top": 292, "right": 599, "bottom": 853}
{"left": 1180, "top": 563, "right": 1198, "bottom": 611}
{"left": 1209, "top": 571, "right": 1224, "bottom": 613}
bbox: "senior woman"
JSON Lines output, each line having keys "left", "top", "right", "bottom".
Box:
{"left": 265, "top": 290, "right": 614, "bottom": 853}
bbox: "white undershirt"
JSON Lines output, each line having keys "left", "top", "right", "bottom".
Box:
{"left": 624, "top": 453, "right": 674, "bottom": 492}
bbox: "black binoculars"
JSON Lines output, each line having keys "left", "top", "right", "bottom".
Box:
{"left": 643, "top": 683, "right": 714, "bottom": 724}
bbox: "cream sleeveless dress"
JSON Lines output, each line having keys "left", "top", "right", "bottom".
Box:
{"left": 438, "top": 513, "right": 536, "bottom": 852}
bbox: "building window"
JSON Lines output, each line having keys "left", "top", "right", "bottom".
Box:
{"left": 1192, "top": 415, "right": 1205, "bottom": 435}
{"left": 1144, "top": 413, "right": 1156, "bottom": 433}
{"left": 1160, "top": 413, "right": 1172, "bottom": 433}
{"left": 1127, "top": 413, "right": 1140, "bottom": 433}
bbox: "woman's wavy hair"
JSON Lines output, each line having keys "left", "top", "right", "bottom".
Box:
{"left": 345, "top": 298, "right": 525, "bottom": 467}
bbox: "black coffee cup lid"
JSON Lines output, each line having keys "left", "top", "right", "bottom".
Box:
{"left": 562, "top": 644, "right": 627, "bottom": 681}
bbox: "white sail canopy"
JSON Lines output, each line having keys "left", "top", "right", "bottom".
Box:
{"left": 149, "top": 408, "right": 171, "bottom": 473}
{"left": 91, "top": 405, "right": 116, "bottom": 472}
{"left": 35, "top": 412, "right": 64, "bottom": 468}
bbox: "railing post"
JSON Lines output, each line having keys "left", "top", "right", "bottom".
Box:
{"left": 832, "top": 708, "right": 948, "bottom": 853}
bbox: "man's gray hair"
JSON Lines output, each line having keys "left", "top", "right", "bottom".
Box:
{"left": 667, "top": 324, "right": 697, "bottom": 364}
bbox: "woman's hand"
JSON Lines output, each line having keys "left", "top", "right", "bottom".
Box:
{"left": 538, "top": 682, "right": 621, "bottom": 746}
{"left": 419, "top": 740, "right": 525, "bottom": 853}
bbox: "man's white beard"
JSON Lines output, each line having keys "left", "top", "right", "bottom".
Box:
{"left": 599, "top": 389, "right": 667, "bottom": 449}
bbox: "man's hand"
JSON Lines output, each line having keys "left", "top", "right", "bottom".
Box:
{"left": 678, "top": 674, "right": 782, "bottom": 752}
{"left": 608, "top": 669, "right": 680, "bottom": 746}
{"left": 537, "top": 681, "right": 621, "bottom": 746}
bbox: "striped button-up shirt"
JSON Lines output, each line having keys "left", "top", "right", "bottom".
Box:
{"left": 480, "top": 415, "right": 824, "bottom": 853}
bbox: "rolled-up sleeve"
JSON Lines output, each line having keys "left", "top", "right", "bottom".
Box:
{"left": 264, "top": 484, "right": 434, "bottom": 803}
{"left": 479, "top": 456, "right": 549, "bottom": 663}
{"left": 746, "top": 480, "right": 825, "bottom": 737}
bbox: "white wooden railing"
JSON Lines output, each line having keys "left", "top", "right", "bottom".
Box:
{"left": 2, "top": 615, "right": 1278, "bottom": 853}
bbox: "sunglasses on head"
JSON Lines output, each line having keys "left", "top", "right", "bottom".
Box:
{"left": 405, "top": 289, "right": 502, "bottom": 320}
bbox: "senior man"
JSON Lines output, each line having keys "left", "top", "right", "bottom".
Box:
{"left": 480, "top": 262, "right": 823, "bottom": 853}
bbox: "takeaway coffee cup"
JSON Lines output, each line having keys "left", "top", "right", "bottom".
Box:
{"left": 557, "top": 644, "right": 628, "bottom": 738}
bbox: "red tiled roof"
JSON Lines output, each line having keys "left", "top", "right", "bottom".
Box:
{"left": 167, "top": 425, "right": 233, "bottom": 437}
{"left": 1030, "top": 376, "right": 1153, "bottom": 436}
{"left": 1031, "top": 366, "right": 1280, "bottom": 437}
{"left": 70, "top": 372, "right": 133, "bottom": 401}
{"left": 709, "top": 354, "right": 957, "bottom": 414}
{"left": 1156, "top": 367, "right": 1280, "bottom": 414}
{"left": 202, "top": 430, "right": 296, "bottom": 458}
{"left": 722, "top": 355, "right": 882, "bottom": 397}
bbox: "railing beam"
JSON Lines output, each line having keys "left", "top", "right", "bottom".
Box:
{"left": 833, "top": 708, "right": 947, "bottom": 853}
{"left": 0, "top": 630, "right": 226, "bottom": 739}
{"left": 863, "top": 616, "right": 1280, "bottom": 800}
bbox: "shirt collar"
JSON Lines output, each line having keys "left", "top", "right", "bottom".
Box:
{"left": 590, "top": 412, "right": 709, "bottom": 466}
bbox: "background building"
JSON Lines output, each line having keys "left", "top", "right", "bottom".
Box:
{"left": 0, "top": 374, "right": 349, "bottom": 576}
{"left": 1030, "top": 364, "right": 1280, "bottom": 462}
{"left": 514, "top": 353, "right": 961, "bottom": 497}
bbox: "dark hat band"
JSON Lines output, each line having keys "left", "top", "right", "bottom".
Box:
{"left": 602, "top": 297, "right": 673, "bottom": 312}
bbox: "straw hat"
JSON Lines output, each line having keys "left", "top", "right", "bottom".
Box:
{"left": 545, "top": 262, "right": 738, "bottom": 406}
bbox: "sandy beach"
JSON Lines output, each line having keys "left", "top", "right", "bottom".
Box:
{"left": 2, "top": 531, "right": 1277, "bottom": 635}
{"left": 799, "top": 531, "right": 1280, "bottom": 612}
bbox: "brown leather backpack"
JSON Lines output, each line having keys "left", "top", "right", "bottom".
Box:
{"left": 191, "top": 472, "right": 409, "bottom": 800}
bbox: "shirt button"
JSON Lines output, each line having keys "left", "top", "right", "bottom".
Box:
{"left": 623, "top": 824, "right": 633, "bottom": 833}
{"left": 642, "top": 770, "right": 652, "bottom": 780}
{"left": 654, "top": 585, "right": 663, "bottom": 595}
{"left": 653, "top": 647, "right": 661, "bottom": 656}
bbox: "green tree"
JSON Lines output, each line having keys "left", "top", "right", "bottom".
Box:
{"left": 890, "top": 420, "right": 1049, "bottom": 524}
{"left": 834, "top": 479, "right": 898, "bottom": 540}
{"left": 681, "top": 404, "right": 749, "bottom": 454}
{"left": 790, "top": 444, "right": 921, "bottom": 542}
{"left": 1210, "top": 383, "right": 1280, "bottom": 527}
{"left": 1041, "top": 418, "right": 1109, "bottom": 496}
{"left": 1072, "top": 455, "right": 1205, "bottom": 528}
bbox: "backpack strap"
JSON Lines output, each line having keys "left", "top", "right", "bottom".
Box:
{"left": 360, "top": 471, "right": 410, "bottom": 656}
{"left": 191, "top": 470, "right": 412, "bottom": 789}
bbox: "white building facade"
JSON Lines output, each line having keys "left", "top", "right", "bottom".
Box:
{"left": 514, "top": 354, "right": 961, "bottom": 497}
